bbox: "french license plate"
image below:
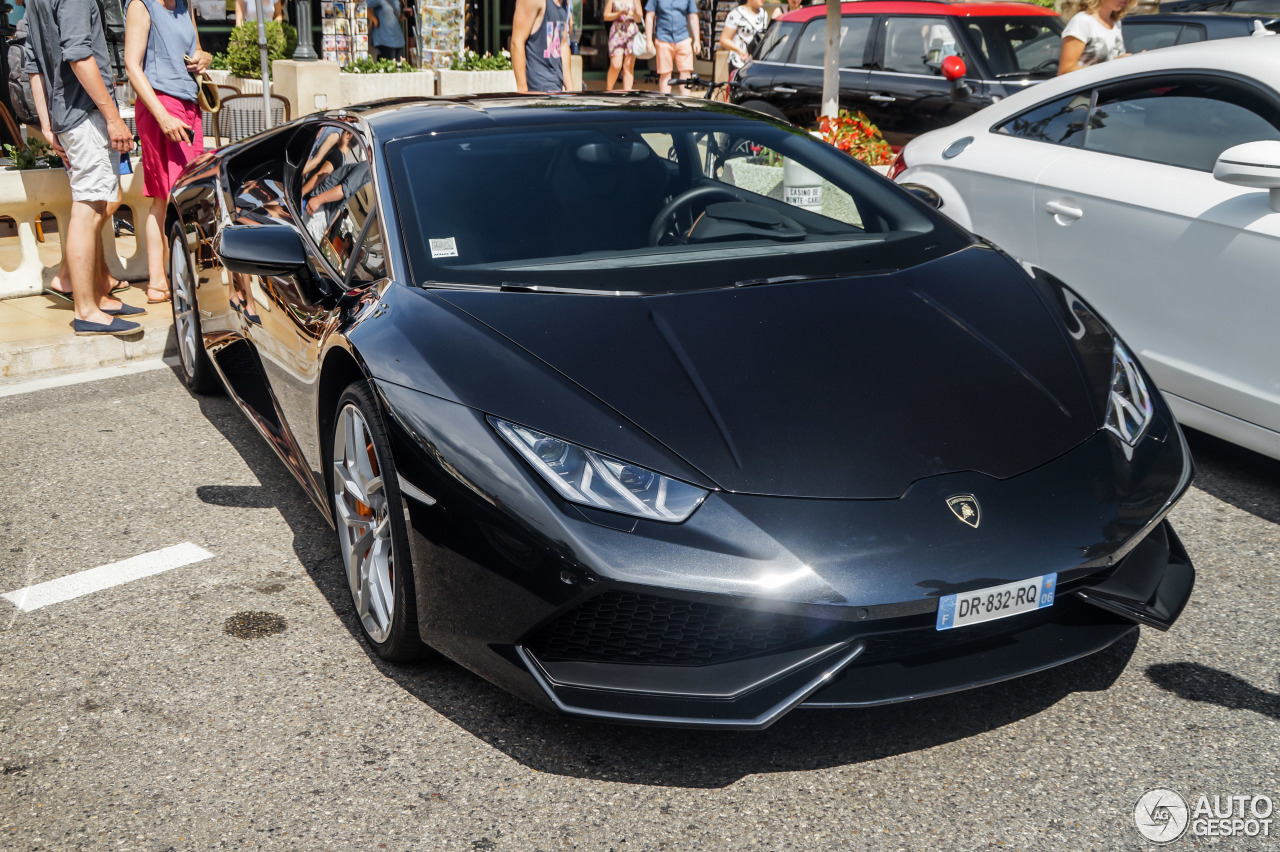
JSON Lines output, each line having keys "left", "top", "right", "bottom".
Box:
{"left": 936, "top": 573, "right": 1057, "bottom": 631}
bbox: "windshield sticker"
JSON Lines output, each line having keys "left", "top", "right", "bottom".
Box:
{"left": 430, "top": 237, "right": 458, "bottom": 259}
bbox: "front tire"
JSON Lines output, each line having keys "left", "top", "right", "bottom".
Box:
{"left": 169, "top": 222, "right": 220, "bottom": 394}
{"left": 330, "top": 381, "right": 429, "bottom": 662}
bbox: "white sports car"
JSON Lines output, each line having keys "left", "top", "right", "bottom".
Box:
{"left": 893, "top": 36, "right": 1280, "bottom": 460}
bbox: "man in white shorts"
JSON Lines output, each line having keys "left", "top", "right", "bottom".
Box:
{"left": 25, "top": 0, "right": 142, "bottom": 336}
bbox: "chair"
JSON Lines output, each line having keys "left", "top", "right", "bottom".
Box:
{"left": 216, "top": 93, "right": 291, "bottom": 147}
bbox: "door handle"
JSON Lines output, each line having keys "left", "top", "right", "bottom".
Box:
{"left": 771, "top": 86, "right": 797, "bottom": 94}
{"left": 1044, "top": 199, "right": 1083, "bottom": 222}
{"left": 869, "top": 94, "right": 897, "bottom": 103}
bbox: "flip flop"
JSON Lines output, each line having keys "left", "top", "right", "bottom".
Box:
{"left": 42, "top": 286, "right": 73, "bottom": 304}
{"left": 146, "top": 290, "right": 171, "bottom": 304}
{"left": 110, "top": 282, "right": 132, "bottom": 296}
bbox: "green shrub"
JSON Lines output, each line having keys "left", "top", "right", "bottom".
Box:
{"left": 449, "top": 49, "right": 513, "bottom": 72}
{"left": 341, "top": 57, "right": 417, "bottom": 74}
{"left": 225, "top": 21, "right": 299, "bottom": 79}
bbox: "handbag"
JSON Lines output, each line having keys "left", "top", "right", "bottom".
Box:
{"left": 195, "top": 72, "right": 222, "bottom": 115}
{"left": 632, "top": 25, "right": 655, "bottom": 60}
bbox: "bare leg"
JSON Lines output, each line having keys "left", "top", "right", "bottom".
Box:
{"left": 607, "top": 53, "right": 622, "bottom": 91}
{"left": 144, "top": 196, "right": 169, "bottom": 301}
{"left": 95, "top": 197, "right": 124, "bottom": 310}
{"left": 67, "top": 200, "right": 114, "bottom": 324}
{"left": 622, "top": 54, "right": 636, "bottom": 90}
{"left": 658, "top": 71, "right": 672, "bottom": 94}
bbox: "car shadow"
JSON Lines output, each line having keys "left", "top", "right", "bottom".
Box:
{"left": 1183, "top": 427, "right": 1280, "bottom": 525}
{"left": 181, "top": 370, "right": 1143, "bottom": 788}
{"left": 1146, "top": 662, "right": 1279, "bottom": 721}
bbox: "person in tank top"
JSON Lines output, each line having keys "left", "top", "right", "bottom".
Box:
{"left": 512, "top": 0, "right": 572, "bottom": 92}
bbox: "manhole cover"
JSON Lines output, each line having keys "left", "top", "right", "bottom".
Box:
{"left": 223, "top": 611, "right": 287, "bottom": 639}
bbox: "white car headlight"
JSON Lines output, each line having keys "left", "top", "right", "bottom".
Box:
{"left": 1105, "top": 340, "right": 1154, "bottom": 446}
{"left": 490, "top": 418, "right": 709, "bottom": 522}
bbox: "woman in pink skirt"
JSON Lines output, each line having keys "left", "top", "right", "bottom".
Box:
{"left": 604, "top": 0, "right": 640, "bottom": 91}
{"left": 124, "top": 0, "right": 209, "bottom": 303}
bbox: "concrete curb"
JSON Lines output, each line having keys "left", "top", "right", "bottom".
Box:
{"left": 0, "top": 290, "right": 176, "bottom": 388}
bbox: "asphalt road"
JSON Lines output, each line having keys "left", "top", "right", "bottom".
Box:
{"left": 1, "top": 365, "right": 1277, "bottom": 851}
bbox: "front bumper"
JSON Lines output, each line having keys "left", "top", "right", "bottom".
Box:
{"left": 378, "top": 380, "right": 1194, "bottom": 729}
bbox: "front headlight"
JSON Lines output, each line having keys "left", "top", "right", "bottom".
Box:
{"left": 490, "top": 418, "right": 709, "bottom": 522}
{"left": 1104, "top": 340, "right": 1154, "bottom": 446}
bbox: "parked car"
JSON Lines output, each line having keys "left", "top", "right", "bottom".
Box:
{"left": 894, "top": 37, "right": 1280, "bottom": 461}
{"left": 169, "top": 94, "right": 1195, "bottom": 729}
{"left": 1122, "top": 10, "right": 1279, "bottom": 51}
{"left": 732, "top": 0, "right": 1064, "bottom": 144}
{"left": 1161, "top": 0, "right": 1280, "bottom": 13}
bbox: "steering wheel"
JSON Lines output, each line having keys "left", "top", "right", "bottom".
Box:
{"left": 648, "top": 185, "right": 746, "bottom": 246}
{"left": 1028, "top": 58, "right": 1060, "bottom": 76}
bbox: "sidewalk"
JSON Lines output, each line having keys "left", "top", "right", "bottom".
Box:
{"left": 0, "top": 285, "right": 175, "bottom": 387}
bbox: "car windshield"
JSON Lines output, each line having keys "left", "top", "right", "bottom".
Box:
{"left": 386, "top": 111, "right": 967, "bottom": 293}
{"left": 963, "top": 16, "right": 1064, "bottom": 78}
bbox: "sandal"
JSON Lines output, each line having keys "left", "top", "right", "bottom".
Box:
{"left": 146, "top": 288, "right": 171, "bottom": 304}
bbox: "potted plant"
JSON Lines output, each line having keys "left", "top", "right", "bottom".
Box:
{"left": 339, "top": 57, "right": 435, "bottom": 105}
{"left": 436, "top": 49, "right": 516, "bottom": 97}
{"left": 817, "top": 110, "right": 893, "bottom": 169}
{"left": 208, "top": 21, "right": 299, "bottom": 94}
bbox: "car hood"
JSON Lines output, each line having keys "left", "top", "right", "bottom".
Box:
{"left": 434, "top": 246, "right": 1099, "bottom": 498}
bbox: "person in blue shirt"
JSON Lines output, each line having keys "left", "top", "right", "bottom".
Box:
{"left": 644, "top": 0, "right": 699, "bottom": 95}
{"left": 368, "top": 0, "right": 406, "bottom": 61}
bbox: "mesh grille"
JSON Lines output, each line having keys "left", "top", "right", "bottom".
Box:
{"left": 528, "top": 591, "right": 828, "bottom": 666}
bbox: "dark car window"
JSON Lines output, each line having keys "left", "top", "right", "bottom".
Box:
{"left": 1123, "top": 22, "right": 1184, "bottom": 52}
{"left": 996, "top": 92, "right": 1091, "bottom": 146}
{"left": 387, "top": 116, "right": 966, "bottom": 292}
{"left": 293, "top": 122, "right": 375, "bottom": 277}
{"left": 963, "top": 17, "right": 1063, "bottom": 77}
{"left": 882, "top": 16, "right": 957, "bottom": 75}
{"left": 1084, "top": 78, "right": 1280, "bottom": 170}
{"left": 1229, "top": 0, "right": 1279, "bottom": 10}
{"left": 1176, "top": 23, "right": 1207, "bottom": 42}
{"left": 756, "top": 20, "right": 800, "bottom": 61}
{"left": 793, "top": 16, "right": 872, "bottom": 67}
{"left": 348, "top": 213, "right": 386, "bottom": 284}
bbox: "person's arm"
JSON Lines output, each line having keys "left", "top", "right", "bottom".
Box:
{"left": 511, "top": 0, "right": 541, "bottom": 92}
{"left": 28, "top": 72, "right": 70, "bottom": 167}
{"left": 1057, "top": 35, "right": 1085, "bottom": 75}
{"left": 603, "top": 0, "right": 619, "bottom": 22}
{"left": 560, "top": 21, "right": 572, "bottom": 90}
{"left": 303, "top": 132, "right": 340, "bottom": 175}
{"left": 125, "top": 0, "right": 189, "bottom": 144}
{"left": 306, "top": 184, "right": 345, "bottom": 215}
{"left": 719, "top": 19, "right": 741, "bottom": 63}
{"left": 187, "top": 2, "right": 212, "bottom": 71}
{"left": 687, "top": 7, "right": 700, "bottom": 55}
{"left": 645, "top": 7, "right": 656, "bottom": 50}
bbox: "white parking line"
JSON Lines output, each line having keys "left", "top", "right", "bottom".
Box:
{"left": 0, "top": 357, "right": 178, "bottom": 400}
{"left": 2, "top": 543, "right": 214, "bottom": 612}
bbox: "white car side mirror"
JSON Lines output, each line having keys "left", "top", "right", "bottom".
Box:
{"left": 1214, "top": 141, "right": 1280, "bottom": 212}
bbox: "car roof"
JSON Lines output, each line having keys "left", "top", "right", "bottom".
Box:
{"left": 1129, "top": 10, "right": 1277, "bottom": 21}
{"left": 780, "top": 0, "right": 1059, "bottom": 22}
{"left": 353, "top": 93, "right": 755, "bottom": 139}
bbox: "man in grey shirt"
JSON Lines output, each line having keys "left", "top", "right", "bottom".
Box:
{"left": 25, "top": 0, "right": 142, "bottom": 336}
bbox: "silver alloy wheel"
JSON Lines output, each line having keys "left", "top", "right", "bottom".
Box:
{"left": 332, "top": 402, "right": 395, "bottom": 644}
{"left": 171, "top": 233, "right": 198, "bottom": 375}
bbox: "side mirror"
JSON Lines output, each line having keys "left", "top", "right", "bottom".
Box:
{"left": 1214, "top": 140, "right": 1280, "bottom": 212}
{"left": 942, "top": 55, "right": 971, "bottom": 100}
{"left": 216, "top": 224, "right": 309, "bottom": 277}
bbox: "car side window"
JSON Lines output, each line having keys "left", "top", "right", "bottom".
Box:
{"left": 1122, "top": 23, "right": 1183, "bottom": 53}
{"left": 348, "top": 212, "right": 386, "bottom": 284}
{"left": 294, "top": 122, "right": 375, "bottom": 277}
{"left": 1176, "top": 24, "right": 1206, "bottom": 44}
{"left": 1084, "top": 79, "right": 1280, "bottom": 171}
{"left": 881, "top": 17, "right": 957, "bottom": 75}
{"left": 757, "top": 21, "right": 800, "bottom": 62}
{"left": 793, "top": 16, "right": 872, "bottom": 68}
{"left": 996, "top": 92, "right": 1091, "bottom": 147}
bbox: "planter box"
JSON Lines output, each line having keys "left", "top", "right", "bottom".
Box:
{"left": 436, "top": 69, "right": 517, "bottom": 97}
{"left": 205, "top": 71, "right": 266, "bottom": 95}
{"left": 339, "top": 70, "right": 436, "bottom": 106}
{"left": 0, "top": 166, "right": 150, "bottom": 300}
